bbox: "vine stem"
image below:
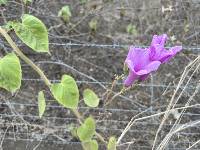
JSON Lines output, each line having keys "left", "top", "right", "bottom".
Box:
{"left": 72, "top": 109, "right": 107, "bottom": 144}
{"left": 105, "top": 86, "right": 130, "bottom": 106}
{"left": 0, "top": 27, "right": 51, "bottom": 87}
{"left": 0, "top": 27, "right": 106, "bottom": 144}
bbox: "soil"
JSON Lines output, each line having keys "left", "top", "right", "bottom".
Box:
{"left": 0, "top": 0, "right": 200, "bottom": 150}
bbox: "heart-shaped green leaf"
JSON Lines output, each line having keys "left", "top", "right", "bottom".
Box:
{"left": 0, "top": 53, "right": 22, "bottom": 92}
{"left": 51, "top": 75, "right": 79, "bottom": 108}
{"left": 77, "top": 117, "right": 95, "bottom": 142}
{"left": 12, "top": 14, "right": 49, "bottom": 53}
{"left": 83, "top": 89, "right": 99, "bottom": 107}
{"left": 82, "top": 140, "right": 98, "bottom": 150}
{"left": 107, "top": 136, "right": 117, "bottom": 150}
{"left": 38, "top": 91, "right": 46, "bottom": 118}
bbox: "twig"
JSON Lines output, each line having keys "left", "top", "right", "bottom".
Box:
{"left": 152, "top": 56, "right": 200, "bottom": 150}
{"left": 117, "top": 103, "right": 200, "bottom": 144}
{"left": 105, "top": 86, "right": 130, "bottom": 106}
{"left": 186, "top": 139, "right": 200, "bottom": 150}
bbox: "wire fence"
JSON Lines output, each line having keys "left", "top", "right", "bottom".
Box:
{"left": 1, "top": 41, "right": 200, "bottom": 52}
{"left": 1, "top": 109, "right": 200, "bottom": 149}
{"left": 1, "top": 42, "right": 200, "bottom": 149}
{"left": 1, "top": 0, "right": 200, "bottom": 149}
{"left": 49, "top": 42, "right": 200, "bottom": 51}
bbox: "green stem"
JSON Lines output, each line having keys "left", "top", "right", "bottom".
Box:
{"left": 0, "top": 26, "right": 107, "bottom": 144}
{"left": 71, "top": 109, "right": 83, "bottom": 124}
{"left": 72, "top": 109, "right": 107, "bottom": 144}
{"left": 0, "top": 27, "right": 51, "bottom": 87}
{"left": 95, "top": 132, "right": 107, "bottom": 144}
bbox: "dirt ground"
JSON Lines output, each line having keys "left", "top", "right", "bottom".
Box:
{"left": 0, "top": 0, "right": 200, "bottom": 150}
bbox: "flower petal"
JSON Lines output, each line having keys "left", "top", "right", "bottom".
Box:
{"left": 159, "top": 46, "right": 182, "bottom": 63}
{"left": 125, "top": 47, "right": 151, "bottom": 71}
{"left": 123, "top": 34, "right": 182, "bottom": 87}
{"left": 149, "top": 45, "right": 163, "bottom": 61}
{"left": 135, "top": 61, "right": 161, "bottom": 75}
{"left": 170, "top": 46, "right": 182, "bottom": 53}
{"left": 139, "top": 74, "right": 149, "bottom": 81}
{"left": 125, "top": 60, "right": 135, "bottom": 72}
{"left": 124, "top": 71, "right": 138, "bottom": 87}
{"left": 143, "top": 61, "right": 161, "bottom": 72}
{"left": 151, "top": 34, "right": 168, "bottom": 47}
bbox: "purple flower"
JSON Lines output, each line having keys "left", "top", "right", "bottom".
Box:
{"left": 150, "top": 34, "right": 182, "bottom": 63}
{"left": 124, "top": 47, "right": 161, "bottom": 87}
{"left": 151, "top": 34, "right": 168, "bottom": 48}
{"left": 124, "top": 34, "right": 182, "bottom": 87}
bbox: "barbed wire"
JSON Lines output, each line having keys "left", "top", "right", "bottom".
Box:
{"left": 2, "top": 137, "right": 198, "bottom": 150}
{"left": 1, "top": 41, "right": 200, "bottom": 52}
{"left": 0, "top": 131, "right": 198, "bottom": 145}
{"left": 0, "top": 1, "right": 200, "bottom": 149}
{"left": 0, "top": 120, "right": 199, "bottom": 138}
{"left": 22, "top": 78, "right": 197, "bottom": 89}
{"left": 0, "top": 101, "right": 139, "bottom": 113}
{"left": 1, "top": 104, "right": 200, "bottom": 124}
{"left": 49, "top": 42, "right": 200, "bottom": 51}
{"left": 1, "top": 41, "right": 200, "bottom": 149}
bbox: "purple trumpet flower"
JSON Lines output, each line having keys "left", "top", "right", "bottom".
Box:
{"left": 124, "top": 47, "right": 161, "bottom": 87}
{"left": 124, "top": 34, "right": 182, "bottom": 87}
{"left": 150, "top": 34, "right": 182, "bottom": 63}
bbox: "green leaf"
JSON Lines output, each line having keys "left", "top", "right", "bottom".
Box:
{"left": 58, "top": 5, "right": 72, "bottom": 22}
{"left": 80, "top": 0, "right": 87, "bottom": 4}
{"left": 77, "top": 117, "right": 96, "bottom": 142}
{"left": 0, "top": 53, "right": 22, "bottom": 92}
{"left": 2, "top": 21, "right": 15, "bottom": 31}
{"left": 0, "top": 0, "right": 7, "bottom": 5}
{"left": 107, "top": 136, "right": 117, "bottom": 150}
{"left": 51, "top": 75, "right": 79, "bottom": 109}
{"left": 23, "top": 0, "right": 32, "bottom": 4}
{"left": 38, "top": 91, "right": 46, "bottom": 118}
{"left": 82, "top": 140, "right": 98, "bottom": 150}
{"left": 12, "top": 14, "right": 49, "bottom": 53}
{"left": 126, "top": 24, "right": 137, "bottom": 35}
{"left": 89, "top": 19, "right": 97, "bottom": 31}
{"left": 83, "top": 89, "right": 99, "bottom": 107}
